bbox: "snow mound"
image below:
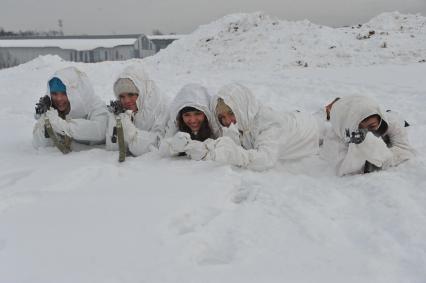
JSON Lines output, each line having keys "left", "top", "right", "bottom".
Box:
{"left": 363, "top": 11, "right": 426, "bottom": 32}
{"left": 147, "top": 11, "right": 426, "bottom": 71}
{"left": 18, "top": 54, "right": 65, "bottom": 70}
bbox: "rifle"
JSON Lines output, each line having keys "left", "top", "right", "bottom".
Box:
{"left": 34, "top": 95, "right": 72, "bottom": 154}
{"left": 345, "top": 128, "right": 368, "bottom": 144}
{"left": 108, "top": 100, "right": 126, "bottom": 162}
{"left": 345, "top": 128, "right": 383, "bottom": 174}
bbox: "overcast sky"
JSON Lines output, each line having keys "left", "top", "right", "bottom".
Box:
{"left": 1, "top": 0, "right": 425, "bottom": 35}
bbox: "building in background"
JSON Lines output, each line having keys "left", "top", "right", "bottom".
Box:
{"left": 147, "top": 34, "right": 181, "bottom": 53}
{"left": 0, "top": 34, "right": 180, "bottom": 69}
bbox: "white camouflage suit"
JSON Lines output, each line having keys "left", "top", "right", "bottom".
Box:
{"left": 202, "top": 83, "right": 320, "bottom": 171}
{"left": 105, "top": 64, "right": 167, "bottom": 156}
{"left": 321, "top": 95, "right": 415, "bottom": 176}
{"left": 33, "top": 66, "right": 108, "bottom": 148}
{"left": 159, "top": 83, "right": 219, "bottom": 159}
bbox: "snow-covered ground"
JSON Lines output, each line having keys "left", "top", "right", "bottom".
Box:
{"left": 1, "top": 11, "right": 426, "bottom": 283}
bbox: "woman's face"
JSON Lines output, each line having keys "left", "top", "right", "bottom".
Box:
{"left": 217, "top": 109, "right": 236, "bottom": 127}
{"left": 182, "top": 110, "right": 206, "bottom": 133}
{"left": 119, "top": 93, "right": 138, "bottom": 112}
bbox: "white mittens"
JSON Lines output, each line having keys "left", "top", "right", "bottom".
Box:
{"left": 119, "top": 112, "right": 138, "bottom": 144}
{"left": 185, "top": 140, "right": 208, "bottom": 161}
{"left": 356, "top": 132, "right": 392, "bottom": 167}
{"left": 221, "top": 123, "right": 241, "bottom": 145}
{"left": 211, "top": 136, "right": 249, "bottom": 167}
{"left": 170, "top": 132, "right": 191, "bottom": 153}
{"left": 159, "top": 132, "right": 192, "bottom": 157}
{"left": 45, "top": 109, "right": 71, "bottom": 136}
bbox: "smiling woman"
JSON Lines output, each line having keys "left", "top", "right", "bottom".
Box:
{"left": 177, "top": 106, "right": 212, "bottom": 142}
{"left": 159, "top": 83, "right": 218, "bottom": 159}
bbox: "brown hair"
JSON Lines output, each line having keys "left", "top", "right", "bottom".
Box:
{"left": 216, "top": 98, "right": 233, "bottom": 115}
{"left": 177, "top": 109, "right": 213, "bottom": 142}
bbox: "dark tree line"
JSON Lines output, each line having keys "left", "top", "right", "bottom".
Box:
{"left": 0, "top": 27, "right": 63, "bottom": 37}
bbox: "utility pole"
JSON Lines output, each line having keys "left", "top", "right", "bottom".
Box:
{"left": 58, "top": 19, "right": 63, "bottom": 35}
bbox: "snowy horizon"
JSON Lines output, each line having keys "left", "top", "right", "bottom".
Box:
{"left": 0, "top": 0, "right": 425, "bottom": 35}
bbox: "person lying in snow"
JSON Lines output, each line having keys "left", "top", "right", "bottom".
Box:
{"left": 105, "top": 64, "right": 167, "bottom": 156}
{"left": 33, "top": 67, "right": 108, "bottom": 152}
{"left": 159, "top": 83, "right": 219, "bottom": 159}
{"left": 185, "top": 83, "right": 319, "bottom": 171}
{"left": 321, "top": 95, "right": 415, "bottom": 176}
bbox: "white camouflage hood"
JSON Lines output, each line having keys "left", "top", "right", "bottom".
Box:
{"left": 47, "top": 66, "right": 97, "bottom": 118}
{"left": 212, "top": 83, "right": 260, "bottom": 134}
{"left": 169, "top": 83, "right": 218, "bottom": 136}
{"left": 114, "top": 63, "right": 164, "bottom": 129}
{"left": 330, "top": 95, "right": 386, "bottom": 139}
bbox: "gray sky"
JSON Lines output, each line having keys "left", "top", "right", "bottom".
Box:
{"left": 1, "top": 0, "right": 425, "bottom": 35}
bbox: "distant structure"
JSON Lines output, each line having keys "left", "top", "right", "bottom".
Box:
{"left": 147, "top": 35, "right": 180, "bottom": 52}
{"left": 0, "top": 34, "right": 180, "bottom": 69}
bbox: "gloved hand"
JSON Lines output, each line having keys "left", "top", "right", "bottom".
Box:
{"left": 170, "top": 132, "right": 191, "bottom": 153}
{"left": 202, "top": 138, "right": 218, "bottom": 161}
{"left": 119, "top": 112, "right": 138, "bottom": 144}
{"left": 221, "top": 123, "right": 241, "bottom": 145}
{"left": 185, "top": 140, "right": 208, "bottom": 161}
{"left": 345, "top": 128, "right": 368, "bottom": 144}
{"left": 45, "top": 109, "right": 71, "bottom": 136}
{"left": 356, "top": 131, "right": 392, "bottom": 167}
{"left": 212, "top": 136, "right": 249, "bottom": 167}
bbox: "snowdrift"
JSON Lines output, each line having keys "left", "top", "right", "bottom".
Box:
{"left": 147, "top": 11, "right": 426, "bottom": 71}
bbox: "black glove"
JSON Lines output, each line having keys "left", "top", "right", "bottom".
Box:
{"left": 35, "top": 95, "right": 52, "bottom": 116}
{"left": 345, "top": 128, "right": 369, "bottom": 144}
{"left": 107, "top": 100, "right": 125, "bottom": 115}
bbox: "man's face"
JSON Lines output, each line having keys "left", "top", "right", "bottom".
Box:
{"left": 359, "top": 115, "right": 381, "bottom": 132}
{"left": 182, "top": 110, "right": 206, "bottom": 133}
{"left": 217, "top": 109, "right": 237, "bottom": 127}
{"left": 119, "top": 93, "right": 138, "bottom": 112}
{"left": 50, "top": 92, "right": 69, "bottom": 113}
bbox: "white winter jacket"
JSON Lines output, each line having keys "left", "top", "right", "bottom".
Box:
{"left": 33, "top": 66, "right": 108, "bottom": 148}
{"left": 159, "top": 83, "right": 219, "bottom": 157}
{"left": 207, "top": 83, "right": 319, "bottom": 171}
{"left": 322, "top": 95, "right": 415, "bottom": 176}
{"left": 106, "top": 64, "right": 167, "bottom": 156}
